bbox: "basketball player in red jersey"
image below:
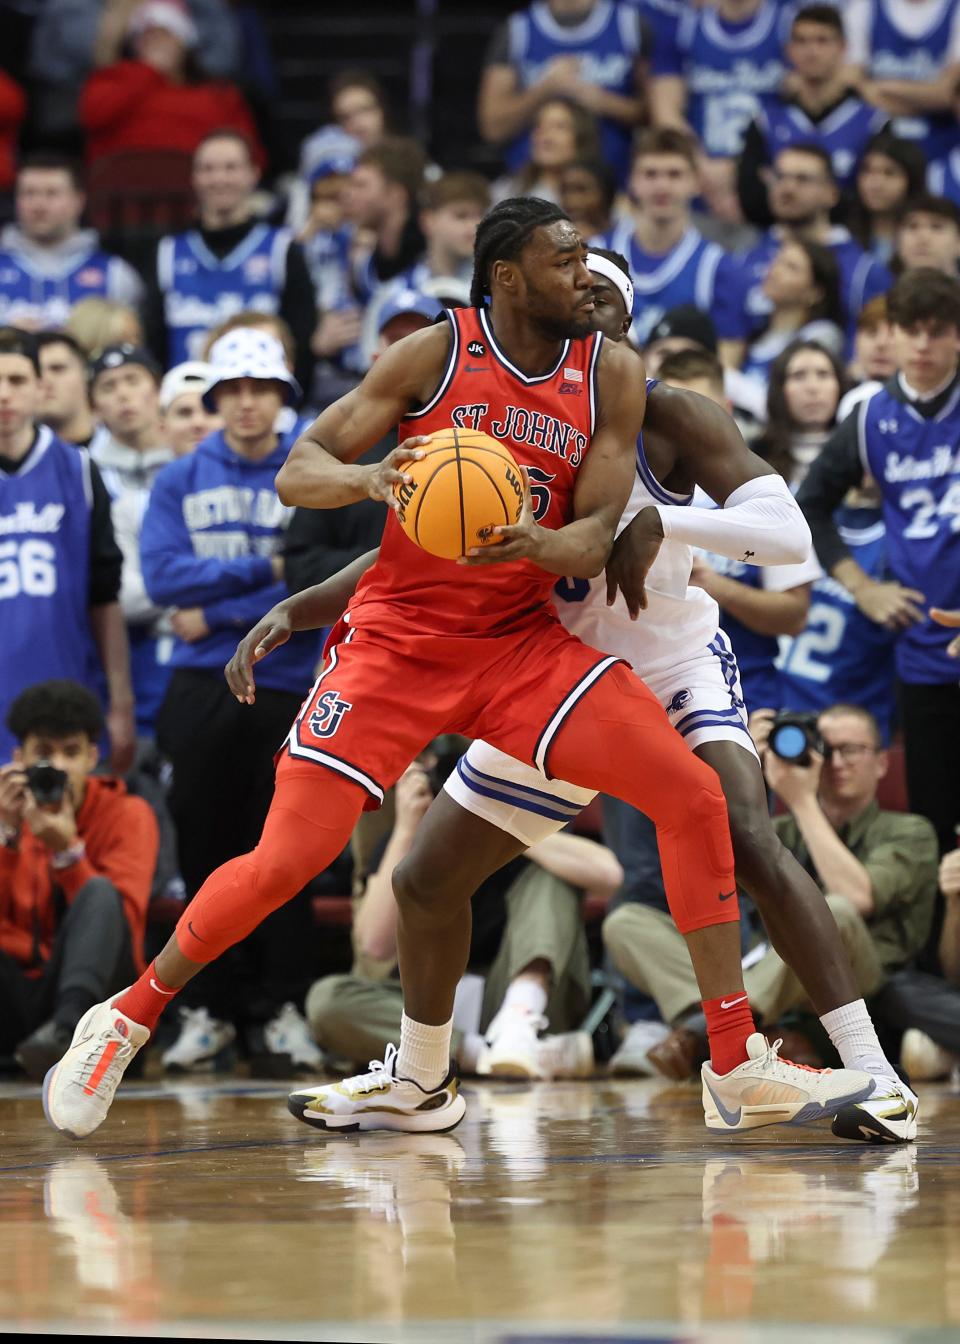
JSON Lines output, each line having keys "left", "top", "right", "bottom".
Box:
{"left": 261, "top": 252, "right": 913, "bottom": 1143}
{"left": 42, "top": 199, "right": 874, "bottom": 1139}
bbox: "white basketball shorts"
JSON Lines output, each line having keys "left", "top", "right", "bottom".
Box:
{"left": 443, "top": 629, "right": 758, "bottom": 846}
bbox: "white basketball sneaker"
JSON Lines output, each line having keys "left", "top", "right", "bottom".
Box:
{"left": 537, "top": 1030, "right": 594, "bottom": 1079}
{"left": 701, "top": 1033, "right": 874, "bottom": 1132}
{"left": 608, "top": 1020, "right": 672, "bottom": 1077}
{"left": 288, "top": 1044, "right": 466, "bottom": 1134}
{"left": 43, "top": 994, "right": 150, "bottom": 1139}
{"left": 162, "top": 1007, "right": 235, "bottom": 1074}
{"left": 262, "top": 1002, "right": 326, "bottom": 1074}
{"left": 477, "top": 1011, "right": 545, "bottom": 1078}
{"left": 831, "top": 1075, "right": 919, "bottom": 1144}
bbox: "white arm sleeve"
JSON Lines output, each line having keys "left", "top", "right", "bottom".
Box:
{"left": 656, "top": 474, "right": 812, "bottom": 566}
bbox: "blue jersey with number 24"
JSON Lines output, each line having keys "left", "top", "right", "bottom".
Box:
{"left": 860, "top": 384, "right": 960, "bottom": 683}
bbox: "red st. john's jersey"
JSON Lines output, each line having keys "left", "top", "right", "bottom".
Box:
{"left": 348, "top": 306, "right": 604, "bottom": 638}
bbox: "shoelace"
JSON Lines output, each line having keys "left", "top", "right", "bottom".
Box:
{"left": 75, "top": 1032, "right": 133, "bottom": 1096}
{"left": 343, "top": 1043, "right": 399, "bottom": 1096}
{"left": 760, "top": 1038, "right": 830, "bottom": 1079}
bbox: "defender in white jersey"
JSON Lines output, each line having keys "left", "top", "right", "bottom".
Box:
{"left": 226, "top": 252, "right": 915, "bottom": 1142}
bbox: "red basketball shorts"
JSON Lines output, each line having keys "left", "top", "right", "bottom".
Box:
{"left": 279, "top": 611, "right": 623, "bottom": 808}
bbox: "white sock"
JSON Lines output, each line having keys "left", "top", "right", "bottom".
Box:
{"left": 501, "top": 976, "right": 549, "bottom": 1018}
{"left": 457, "top": 1032, "right": 486, "bottom": 1073}
{"left": 396, "top": 1012, "right": 453, "bottom": 1090}
{"left": 820, "top": 999, "right": 897, "bottom": 1080}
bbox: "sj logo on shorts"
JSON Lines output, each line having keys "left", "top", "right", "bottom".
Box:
{"left": 308, "top": 690, "right": 353, "bottom": 739}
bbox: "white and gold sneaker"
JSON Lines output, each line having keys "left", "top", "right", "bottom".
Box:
{"left": 832, "top": 1075, "right": 919, "bottom": 1144}
{"left": 701, "top": 1033, "right": 874, "bottom": 1132}
{"left": 288, "top": 1044, "right": 466, "bottom": 1134}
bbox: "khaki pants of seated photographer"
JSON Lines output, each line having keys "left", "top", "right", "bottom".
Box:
{"left": 306, "top": 863, "right": 592, "bottom": 1066}
{"left": 602, "top": 894, "right": 886, "bottom": 1027}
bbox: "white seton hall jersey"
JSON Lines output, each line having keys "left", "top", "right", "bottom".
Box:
{"left": 551, "top": 381, "right": 720, "bottom": 685}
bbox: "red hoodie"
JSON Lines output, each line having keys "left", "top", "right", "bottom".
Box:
{"left": 0, "top": 72, "right": 26, "bottom": 191}
{"left": 79, "top": 60, "right": 264, "bottom": 165}
{"left": 0, "top": 776, "right": 159, "bottom": 975}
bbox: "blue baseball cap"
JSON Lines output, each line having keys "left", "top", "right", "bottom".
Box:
{"left": 377, "top": 288, "right": 444, "bottom": 333}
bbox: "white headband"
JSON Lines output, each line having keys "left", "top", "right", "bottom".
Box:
{"left": 586, "top": 251, "right": 634, "bottom": 316}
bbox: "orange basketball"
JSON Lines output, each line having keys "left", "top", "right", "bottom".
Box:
{"left": 393, "top": 428, "right": 525, "bottom": 560}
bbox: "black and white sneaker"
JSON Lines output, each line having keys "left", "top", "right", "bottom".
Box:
{"left": 288, "top": 1043, "right": 466, "bottom": 1134}
{"left": 832, "top": 1076, "right": 919, "bottom": 1144}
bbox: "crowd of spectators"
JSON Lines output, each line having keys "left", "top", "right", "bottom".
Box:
{"left": 2, "top": 0, "right": 960, "bottom": 1087}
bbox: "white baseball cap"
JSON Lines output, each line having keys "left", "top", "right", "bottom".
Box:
{"left": 160, "top": 360, "right": 213, "bottom": 412}
{"left": 202, "top": 329, "right": 301, "bottom": 410}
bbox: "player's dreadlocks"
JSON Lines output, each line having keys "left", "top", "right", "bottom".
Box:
{"left": 470, "top": 196, "right": 568, "bottom": 308}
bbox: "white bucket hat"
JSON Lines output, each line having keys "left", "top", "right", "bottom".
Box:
{"left": 202, "top": 329, "right": 301, "bottom": 410}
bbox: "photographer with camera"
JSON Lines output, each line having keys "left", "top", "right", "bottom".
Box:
{"left": 305, "top": 739, "right": 623, "bottom": 1081}
{"left": 0, "top": 680, "right": 159, "bottom": 1080}
{"left": 606, "top": 702, "right": 938, "bottom": 1075}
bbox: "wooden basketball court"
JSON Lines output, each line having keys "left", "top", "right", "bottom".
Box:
{"left": 0, "top": 1076, "right": 957, "bottom": 1342}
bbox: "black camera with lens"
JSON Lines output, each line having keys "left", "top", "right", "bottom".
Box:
{"left": 767, "top": 711, "right": 828, "bottom": 767}
{"left": 24, "top": 760, "right": 69, "bottom": 806}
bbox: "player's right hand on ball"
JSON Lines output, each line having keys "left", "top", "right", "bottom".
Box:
{"left": 225, "top": 609, "right": 293, "bottom": 704}
{"left": 366, "top": 439, "right": 428, "bottom": 510}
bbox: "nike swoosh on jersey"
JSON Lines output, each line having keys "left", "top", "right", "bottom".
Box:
{"left": 719, "top": 889, "right": 737, "bottom": 900}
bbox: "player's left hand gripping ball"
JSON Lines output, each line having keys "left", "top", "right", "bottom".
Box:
{"left": 459, "top": 466, "right": 543, "bottom": 566}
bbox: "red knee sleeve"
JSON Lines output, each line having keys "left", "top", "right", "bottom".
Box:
{"left": 657, "top": 784, "right": 740, "bottom": 935}
{"left": 175, "top": 763, "right": 366, "bottom": 964}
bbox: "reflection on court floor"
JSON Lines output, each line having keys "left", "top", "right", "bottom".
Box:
{"left": 0, "top": 1077, "right": 958, "bottom": 1342}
